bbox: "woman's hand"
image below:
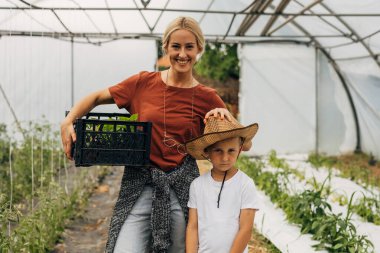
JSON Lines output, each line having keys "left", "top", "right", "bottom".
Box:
{"left": 60, "top": 88, "right": 114, "bottom": 160}
{"left": 204, "top": 108, "right": 232, "bottom": 123}
{"left": 60, "top": 119, "right": 76, "bottom": 160}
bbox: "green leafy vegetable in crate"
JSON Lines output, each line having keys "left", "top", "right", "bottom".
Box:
{"left": 85, "top": 114, "right": 138, "bottom": 132}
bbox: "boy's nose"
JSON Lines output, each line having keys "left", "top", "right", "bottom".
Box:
{"left": 222, "top": 153, "right": 229, "bottom": 161}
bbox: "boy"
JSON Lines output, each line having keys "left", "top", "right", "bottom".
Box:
{"left": 185, "top": 116, "right": 260, "bottom": 253}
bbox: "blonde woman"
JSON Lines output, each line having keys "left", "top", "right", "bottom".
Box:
{"left": 61, "top": 16, "right": 248, "bottom": 253}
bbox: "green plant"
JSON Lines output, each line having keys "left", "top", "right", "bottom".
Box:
{"left": 352, "top": 195, "right": 380, "bottom": 225}
{"left": 307, "top": 153, "right": 380, "bottom": 188}
{"left": 238, "top": 154, "right": 374, "bottom": 253}
{"left": 311, "top": 194, "right": 374, "bottom": 253}
{"left": 195, "top": 43, "right": 239, "bottom": 82}
{"left": 0, "top": 124, "right": 11, "bottom": 165}
{"left": 308, "top": 153, "right": 337, "bottom": 169}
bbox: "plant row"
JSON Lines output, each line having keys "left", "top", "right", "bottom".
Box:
{"left": 238, "top": 153, "right": 374, "bottom": 253}
{"left": 0, "top": 121, "right": 111, "bottom": 252}
{"left": 308, "top": 153, "right": 380, "bottom": 189}
{"left": 276, "top": 152, "right": 380, "bottom": 226}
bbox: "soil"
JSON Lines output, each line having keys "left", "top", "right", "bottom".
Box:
{"left": 52, "top": 161, "right": 270, "bottom": 253}
{"left": 52, "top": 167, "right": 124, "bottom": 253}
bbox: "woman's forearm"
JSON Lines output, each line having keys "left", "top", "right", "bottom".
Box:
{"left": 64, "top": 88, "right": 113, "bottom": 124}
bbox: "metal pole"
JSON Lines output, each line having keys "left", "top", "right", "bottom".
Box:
{"left": 315, "top": 47, "right": 319, "bottom": 155}
{"left": 71, "top": 37, "right": 74, "bottom": 107}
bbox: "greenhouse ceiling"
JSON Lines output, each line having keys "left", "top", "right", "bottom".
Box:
{"left": 1, "top": 0, "right": 379, "bottom": 68}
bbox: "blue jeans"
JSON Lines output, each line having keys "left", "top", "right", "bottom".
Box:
{"left": 113, "top": 186, "right": 186, "bottom": 253}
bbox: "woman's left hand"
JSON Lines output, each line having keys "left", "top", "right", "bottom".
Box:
{"left": 204, "top": 108, "right": 232, "bottom": 123}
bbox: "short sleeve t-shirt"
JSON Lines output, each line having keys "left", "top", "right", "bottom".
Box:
{"left": 188, "top": 170, "right": 260, "bottom": 253}
{"left": 108, "top": 71, "right": 225, "bottom": 172}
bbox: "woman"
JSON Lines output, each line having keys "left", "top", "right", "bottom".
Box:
{"left": 61, "top": 16, "right": 246, "bottom": 253}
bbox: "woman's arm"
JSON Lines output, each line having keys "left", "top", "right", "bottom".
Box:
{"left": 204, "top": 108, "right": 232, "bottom": 122}
{"left": 204, "top": 108, "right": 253, "bottom": 151}
{"left": 60, "top": 88, "right": 114, "bottom": 160}
{"left": 229, "top": 209, "right": 256, "bottom": 253}
{"left": 186, "top": 208, "right": 199, "bottom": 253}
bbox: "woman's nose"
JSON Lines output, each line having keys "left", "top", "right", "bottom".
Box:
{"left": 179, "top": 47, "right": 186, "bottom": 57}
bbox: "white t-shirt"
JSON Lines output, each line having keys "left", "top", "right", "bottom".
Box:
{"left": 188, "top": 169, "right": 260, "bottom": 253}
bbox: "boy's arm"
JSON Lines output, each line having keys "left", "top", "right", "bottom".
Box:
{"left": 229, "top": 209, "right": 256, "bottom": 253}
{"left": 186, "top": 208, "right": 199, "bottom": 253}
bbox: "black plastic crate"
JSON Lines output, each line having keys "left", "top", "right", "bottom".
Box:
{"left": 69, "top": 112, "right": 152, "bottom": 167}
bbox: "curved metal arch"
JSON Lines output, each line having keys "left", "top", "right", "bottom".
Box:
{"left": 18, "top": 0, "right": 73, "bottom": 34}
{"left": 270, "top": 6, "right": 362, "bottom": 153}
{"left": 320, "top": 3, "right": 380, "bottom": 68}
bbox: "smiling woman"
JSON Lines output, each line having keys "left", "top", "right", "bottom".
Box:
{"left": 60, "top": 16, "right": 239, "bottom": 253}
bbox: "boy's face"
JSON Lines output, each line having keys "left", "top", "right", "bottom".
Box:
{"left": 206, "top": 137, "right": 241, "bottom": 172}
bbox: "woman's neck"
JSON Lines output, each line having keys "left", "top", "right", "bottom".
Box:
{"left": 167, "top": 68, "right": 194, "bottom": 88}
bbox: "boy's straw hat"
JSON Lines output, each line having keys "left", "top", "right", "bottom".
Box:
{"left": 185, "top": 116, "right": 259, "bottom": 160}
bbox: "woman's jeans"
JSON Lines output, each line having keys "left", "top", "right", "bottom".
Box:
{"left": 113, "top": 186, "right": 186, "bottom": 253}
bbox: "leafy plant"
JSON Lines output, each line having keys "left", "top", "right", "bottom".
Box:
{"left": 195, "top": 43, "right": 239, "bottom": 82}
{"left": 352, "top": 195, "right": 380, "bottom": 225}
{"left": 0, "top": 118, "right": 111, "bottom": 252}
{"left": 238, "top": 154, "right": 374, "bottom": 253}
{"left": 308, "top": 153, "right": 380, "bottom": 188}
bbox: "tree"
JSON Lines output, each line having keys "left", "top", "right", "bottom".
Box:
{"left": 195, "top": 43, "right": 239, "bottom": 82}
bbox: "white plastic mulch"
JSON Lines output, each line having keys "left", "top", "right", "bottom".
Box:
{"left": 272, "top": 155, "right": 380, "bottom": 253}
{"left": 254, "top": 189, "right": 328, "bottom": 253}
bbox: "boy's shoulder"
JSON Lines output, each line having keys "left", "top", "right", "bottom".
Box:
{"left": 237, "top": 169, "right": 251, "bottom": 180}
{"left": 194, "top": 171, "right": 211, "bottom": 182}
{"left": 191, "top": 171, "right": 211, "bottom": 187}
{"left": 236, "top": 169, "right": 256, "bottom": 187}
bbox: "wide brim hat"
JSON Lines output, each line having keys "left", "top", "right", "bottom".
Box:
{"left": 185, "top": 116, "right": 259, "bottom": 160}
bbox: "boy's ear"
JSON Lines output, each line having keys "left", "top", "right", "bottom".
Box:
{"left": 203, "top": 148, "right": 210, "bottom": 157}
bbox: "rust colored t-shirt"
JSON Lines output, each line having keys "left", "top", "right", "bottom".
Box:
{"left": 109, "top": 71, "right": 225, "bottom": 172}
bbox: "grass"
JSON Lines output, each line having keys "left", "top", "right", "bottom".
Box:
{"left": 249, "top": 228, "right": 281, "bottom": 253}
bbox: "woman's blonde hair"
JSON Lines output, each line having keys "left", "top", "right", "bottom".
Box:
{"left": 162, "top": 16, "right": 205, "bottom": 55}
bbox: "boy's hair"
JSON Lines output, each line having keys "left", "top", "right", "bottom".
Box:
{"left": 185, "top": 116, "right": 258, "bottom": 160}
{"left": 204, "top": 136, "right": 244, "bottom": 153}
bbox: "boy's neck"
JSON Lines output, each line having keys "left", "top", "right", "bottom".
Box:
{"left": 211, "top": 167, "right": 238, "bottom": 182}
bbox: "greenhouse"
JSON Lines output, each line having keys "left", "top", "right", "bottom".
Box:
{"left": 1, "top": 0, "right": 380, "bottom": 252}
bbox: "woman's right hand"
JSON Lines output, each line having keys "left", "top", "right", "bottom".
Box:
{"left": 59, "top": 88, "right": 114, "bottom": 160}
{"left": 60, "top": 119, "right": 77, "bottom": 160}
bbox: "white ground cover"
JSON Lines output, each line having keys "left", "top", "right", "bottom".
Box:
{"left": 254, "top": 189, "right": 328, "bottom": 253}
{"left": 268, "top": 154, "right": 380, "bottom": 253}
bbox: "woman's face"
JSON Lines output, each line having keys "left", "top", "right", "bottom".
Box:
{"left": 166, "top": 29, "right": 201, "bottom": 74}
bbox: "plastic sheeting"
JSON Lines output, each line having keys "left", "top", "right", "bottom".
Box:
{"left": 0, "top": 37, "right": 156, "bottom": 130}
{"left": 239, "top": 43, "right": 317, "bottom": 155}
{"left": 0, "top": 0, "right": 379, "bottom": 158}
{"left": 239, "top": 43, "right": 379, "bottom": 158}
{"left": 255, "top": 189, "right": 328, "bottom": 253}
{"left": 278, "top": 154, "right": 380, "bottom": 253}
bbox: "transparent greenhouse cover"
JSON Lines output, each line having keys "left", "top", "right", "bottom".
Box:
{"left": 0, "top": 0, "right": 379, "bottom": 158}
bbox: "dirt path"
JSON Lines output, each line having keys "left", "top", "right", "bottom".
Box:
{"left": 53, "top": 166, "right": 124, "bottom": 253}
{"left": 53, "top": 161, "right": 269, "bottom": 253}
